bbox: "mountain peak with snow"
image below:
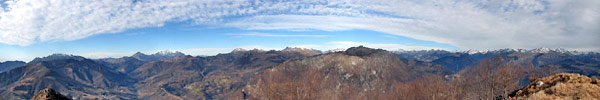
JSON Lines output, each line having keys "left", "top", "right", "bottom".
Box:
{"left": 231, "top": 48, "right": 248, "bottom": 53}
{"left": 153, "top": 50, "right": 185, "bottom": 56}
{"left": 324, "top": 48, "right": 347, "bottom": 53}
{"left": 530, "top": 48, "right": 552, "bottom": 53}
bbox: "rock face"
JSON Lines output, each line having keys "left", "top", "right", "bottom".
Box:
{"left": 30, "top": 88, "right": 70, "bottom": 100}
{"left": 509, "top": 73, "right": 600, "bottom": 100}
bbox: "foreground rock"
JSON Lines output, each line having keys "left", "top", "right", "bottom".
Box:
{"left": 30, "top": 88, "right": 71, "bottom": 100}
{"left": 509, "top": 73, "right": 600, "bottom": 100}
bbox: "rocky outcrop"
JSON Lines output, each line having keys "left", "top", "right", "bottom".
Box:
{"left": 30, "top": 88, "right": 70, "bottom": 100}
{"left": 508, "top": 73, "right": 600, "bottom": 100}
{"left": 343, "top": 46, "right": 386, "bottom": 57}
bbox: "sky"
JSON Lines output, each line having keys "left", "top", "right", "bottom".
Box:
{"left": 0, "top": 0, "right": 599, "bottom": 62}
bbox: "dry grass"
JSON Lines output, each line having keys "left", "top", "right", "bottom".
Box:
{"left": 510, "top": 73, "right": 600, "bottom": 100}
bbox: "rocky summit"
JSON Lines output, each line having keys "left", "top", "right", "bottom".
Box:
{"left": 508, "top": 73, "right": 600, "bottom": 100}
{"left": 30, "top": 88, "right": 70, "bottom": 100}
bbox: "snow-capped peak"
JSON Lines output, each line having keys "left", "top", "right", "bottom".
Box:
{"left": 231, "top": 48, "right": 248, "bottom": 53}
{"left": 554, "top": 48, "right": 568, "bottom": 53}
{"left": 464, "top": 49, "right": 489, "bottom": 54}
{"left": 157, "top": 50, "right": 175, "bottom": 55}
{"left": 153, "top": 50, "right": 184, "bottom": 56}
{"left": 530, "top": 48, "right": 552, "bottom": 53}
{"left": 324, "top": 48, "right": 347, "bottom": 53}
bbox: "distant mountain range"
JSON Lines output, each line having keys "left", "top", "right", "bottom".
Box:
{"left": 130, "top": 50, "right": 186, "bottom": 62}
{"left": 395, "top": 48, "right": 600, "bottom": 75}
{"left": 0, "top": 47, "right": 598, "bottom": 99}
{"left": 394, "top": 48, "right": 593, "bottom": 62}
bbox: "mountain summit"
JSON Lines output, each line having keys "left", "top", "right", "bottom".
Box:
{"left": 131, "top": 50, "right": 185, "bottom": 61}
{"left": 344, "top": 46, "right": 387, "bottom": 57}
{"left": 30, "top": 54, "right": 86, "bottom": 63}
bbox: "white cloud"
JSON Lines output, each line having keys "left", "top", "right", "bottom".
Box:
{"left": 0, "top": 0, "right": 598, "bottom": 51}
{"left": 225, "top": 0, "right": 600, "bottom": 51}
{"left": 223, "top": 32, "right": 328, "bottom": 38}
{"left": 0, "top": 0, "right": 258, "bottom": 46}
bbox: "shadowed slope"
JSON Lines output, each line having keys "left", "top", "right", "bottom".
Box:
{"left": 0, "top": 58, "right": 136, "bottom": 100}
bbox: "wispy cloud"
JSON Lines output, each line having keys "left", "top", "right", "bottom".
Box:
{"left": 222, "top": 0, "right": 600, "bottom": 51}
{"left": 224, "top": 32, "right": 328, "bottom": 38}
{"left": 0, "top": 0, "right": 598, "bottom": 51}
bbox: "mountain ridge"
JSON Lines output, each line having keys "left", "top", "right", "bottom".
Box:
{"left": 0, "top": 46, "right": 598, "bottom": 99}
{"left": 0, "top": 61, "right": 25, "bottom": 73}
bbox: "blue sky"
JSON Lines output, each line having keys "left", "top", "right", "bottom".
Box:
{"left": 0, "top": 0, "right": 598, "bottom": 61}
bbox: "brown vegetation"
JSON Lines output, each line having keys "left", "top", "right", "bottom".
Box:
{"left": 242, "top": 51, "right": 568, "bottom": 100}
{"left": 243, "top": 48, "right": 422, "bottom": 100}
{"left": 509, "top": 73, "right": 600, "bottom": 100}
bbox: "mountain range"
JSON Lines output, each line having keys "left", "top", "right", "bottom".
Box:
{"left": 0, "top": 47, "right": 598, "bottom": 99}
{"left": 399, "top": 48, "right": 600, "bottom": 77}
